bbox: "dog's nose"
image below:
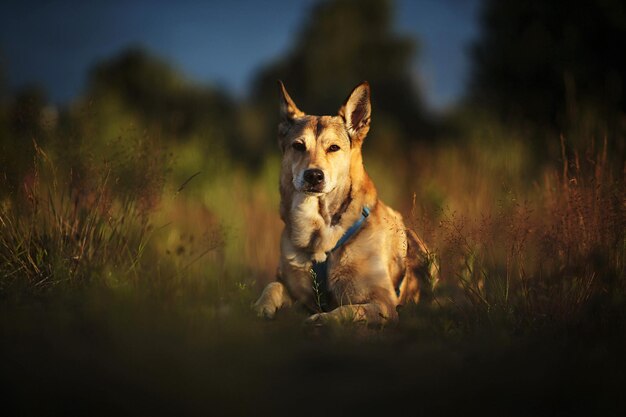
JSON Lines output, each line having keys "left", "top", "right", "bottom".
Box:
{"left": 303, "top": 169, "right": 324, "bottom": 185}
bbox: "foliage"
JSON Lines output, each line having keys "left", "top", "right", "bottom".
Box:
{"left": 437, "top": 137, "right": 625, "bottom": 331}
{"left": 470, "top": 0, "right": 626, "bottom": 152}
{"left": 1, "top": 1, "right": 626, "bottom": 413}
{"left": 0, "top": 136, "right": 167, "bottom": 294}
{"left": 247, "top": 0, "right": 426, "bottom": 161}
{"left": 0, "top": 85, "right": 50, "bottom": 198}
{"left": 89, "top": 49, "right": 235, "bottom": 137}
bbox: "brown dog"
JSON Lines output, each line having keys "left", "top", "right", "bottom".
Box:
{"left": 253, "top": 81, "right": 438, "bottom": 325}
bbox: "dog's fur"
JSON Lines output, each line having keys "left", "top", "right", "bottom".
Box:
{"left": 253, "top": 81, "right": 437, "bottom": 325}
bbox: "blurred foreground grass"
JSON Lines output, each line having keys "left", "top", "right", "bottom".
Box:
{"left": 1, "top": 111, "right": 625, "bottom": 415}
{"left": 2, "top": 291, "right": 625, "bottom": 416}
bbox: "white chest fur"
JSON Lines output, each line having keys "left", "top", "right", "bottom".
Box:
{"left": 289, "top": 194, "right": 325, "bottom": 249}
{"left": 288, "top": 193, "right": 347, "bottom": 263}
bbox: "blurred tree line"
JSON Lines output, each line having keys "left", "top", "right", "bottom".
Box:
{"left": 1, "top": 0, "right": 426, "bottom": 190}
{"left": 89, "top": 49, "right": 236, "bottom": 141}
{"left": 246, "top": 0, "right": 428, "bottom": 158}
{"left": 470, "top": 0, "right": 626, "bottom": 156}
{"left": 2, "top": 0, "right": 625, "bottom": 198}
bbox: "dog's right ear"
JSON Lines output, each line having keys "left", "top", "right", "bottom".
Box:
{"left": 278, "top": 81, "right": 304, "bottom": 131}
{"left": 338, "top": 81, "right": 371, "bottom": 143}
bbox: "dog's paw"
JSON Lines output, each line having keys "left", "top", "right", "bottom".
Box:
{"left": 311, "top": 251, "right": 327, "bottom": 263}
{"left": 252, "top": 301, "right": 277, "bottom": 319}
{"left": 304, "top": 312, "right": 334, "bottom": 326}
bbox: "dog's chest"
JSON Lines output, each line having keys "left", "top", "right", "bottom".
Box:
{"left": 289, "top": 194, "right": 328, "bottom": 248}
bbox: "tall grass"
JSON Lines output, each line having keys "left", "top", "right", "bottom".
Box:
{"left": 428, "top": 136, "right": 625, "bottom": 332}
{"left": 0, "top": 137, "right": 166, "bottom": 294}
{"left": 1, "top": 115, "right": 624, "bottom": 337}
{"left": 2, "top": 115, "right": 625, "bottom": 417}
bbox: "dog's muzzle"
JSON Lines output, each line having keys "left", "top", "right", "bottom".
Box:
{"left": 303, "top": 168, "right": 325, "bottom": 193}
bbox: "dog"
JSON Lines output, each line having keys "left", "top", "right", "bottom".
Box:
{"left": 253, "top": 81, "right": 438, "bottom": 325}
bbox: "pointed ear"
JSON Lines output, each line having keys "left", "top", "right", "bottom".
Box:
{"left": 338, "top": 81, "right": 371, "bottom": 142}
{"left": 278, "top": 80, "right": 304, "bottom": 124}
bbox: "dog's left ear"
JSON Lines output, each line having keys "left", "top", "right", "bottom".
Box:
{"left": 338, "top": 82, "right": 371, "bottom": 143}
{"left": 278, "top": 81, "right": 304, "bottom": 123}
{"left": 278, "top": 81, "right": 305, "bottom": 143}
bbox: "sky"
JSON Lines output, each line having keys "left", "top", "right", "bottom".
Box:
{"left": 0, "top": 0, "right": 481, "bottom": 111}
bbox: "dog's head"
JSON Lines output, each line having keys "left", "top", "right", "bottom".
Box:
{"left": 277, "top": 81, "right": 371, "bottom": 196}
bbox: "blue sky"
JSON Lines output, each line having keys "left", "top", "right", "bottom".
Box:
{"left": 0, "top": 0, "right": 480, "bottom": 111}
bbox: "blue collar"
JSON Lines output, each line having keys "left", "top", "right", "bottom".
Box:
{"left": 311, "top": 206, "right": 370, "bottom": 311}
{"left": 331, "top": 206, "right": 370, "bottom": 251}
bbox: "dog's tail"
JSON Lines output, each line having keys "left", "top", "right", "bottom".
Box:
{"left": 402, "top": 229, "right": 439, "bottom": 304}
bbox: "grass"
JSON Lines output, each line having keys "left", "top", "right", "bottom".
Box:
{"left": 0, "top": 142, "right": 153, "bottom": 293}
{"left": 1, "top": 116, "right": 625, "bottom": 415}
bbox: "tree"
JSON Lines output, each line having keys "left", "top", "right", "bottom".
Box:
{"left": 87, "top": 48, "right": 236, "bottom": 141}
{"left": 247, "top": 0, "right": 426, "bottom": 156}
{"left": 469, "top": 0, "right": 626, "bottom": 143}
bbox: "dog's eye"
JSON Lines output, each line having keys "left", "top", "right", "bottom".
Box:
{"left": 327, "top": 144, "right": 340, "bottom": 153}
{"left": 292, "top": 142, "right": 306, "bottom": 152}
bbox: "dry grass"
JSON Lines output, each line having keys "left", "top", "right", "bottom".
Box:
{"left": 1, "top": 120, "right": 625, "bottom": 416}
{"left": 0, "top": 140, "right": 158, "bottom": 292}
{"left": 422, "top": 135, "right": 625, "bottom": 331}
{"left": 2, "top": 125, "right": 624, "bottom": 334}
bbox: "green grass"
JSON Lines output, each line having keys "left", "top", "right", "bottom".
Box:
{"left": 1, "top": 121, "right": 625, "bottom": 415}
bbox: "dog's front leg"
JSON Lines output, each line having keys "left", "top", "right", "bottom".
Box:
{"left": 309, "top": 225, "right": 346, "bottom": 263}
{"left": 253, "top": 282, "right": 293, "bottom": 319}
{"left": 305, "top": 302, "right": 398, "bottom": 326}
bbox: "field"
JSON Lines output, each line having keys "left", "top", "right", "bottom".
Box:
{"left": 1, "top": 100, "right": 624, "bottom": 415}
